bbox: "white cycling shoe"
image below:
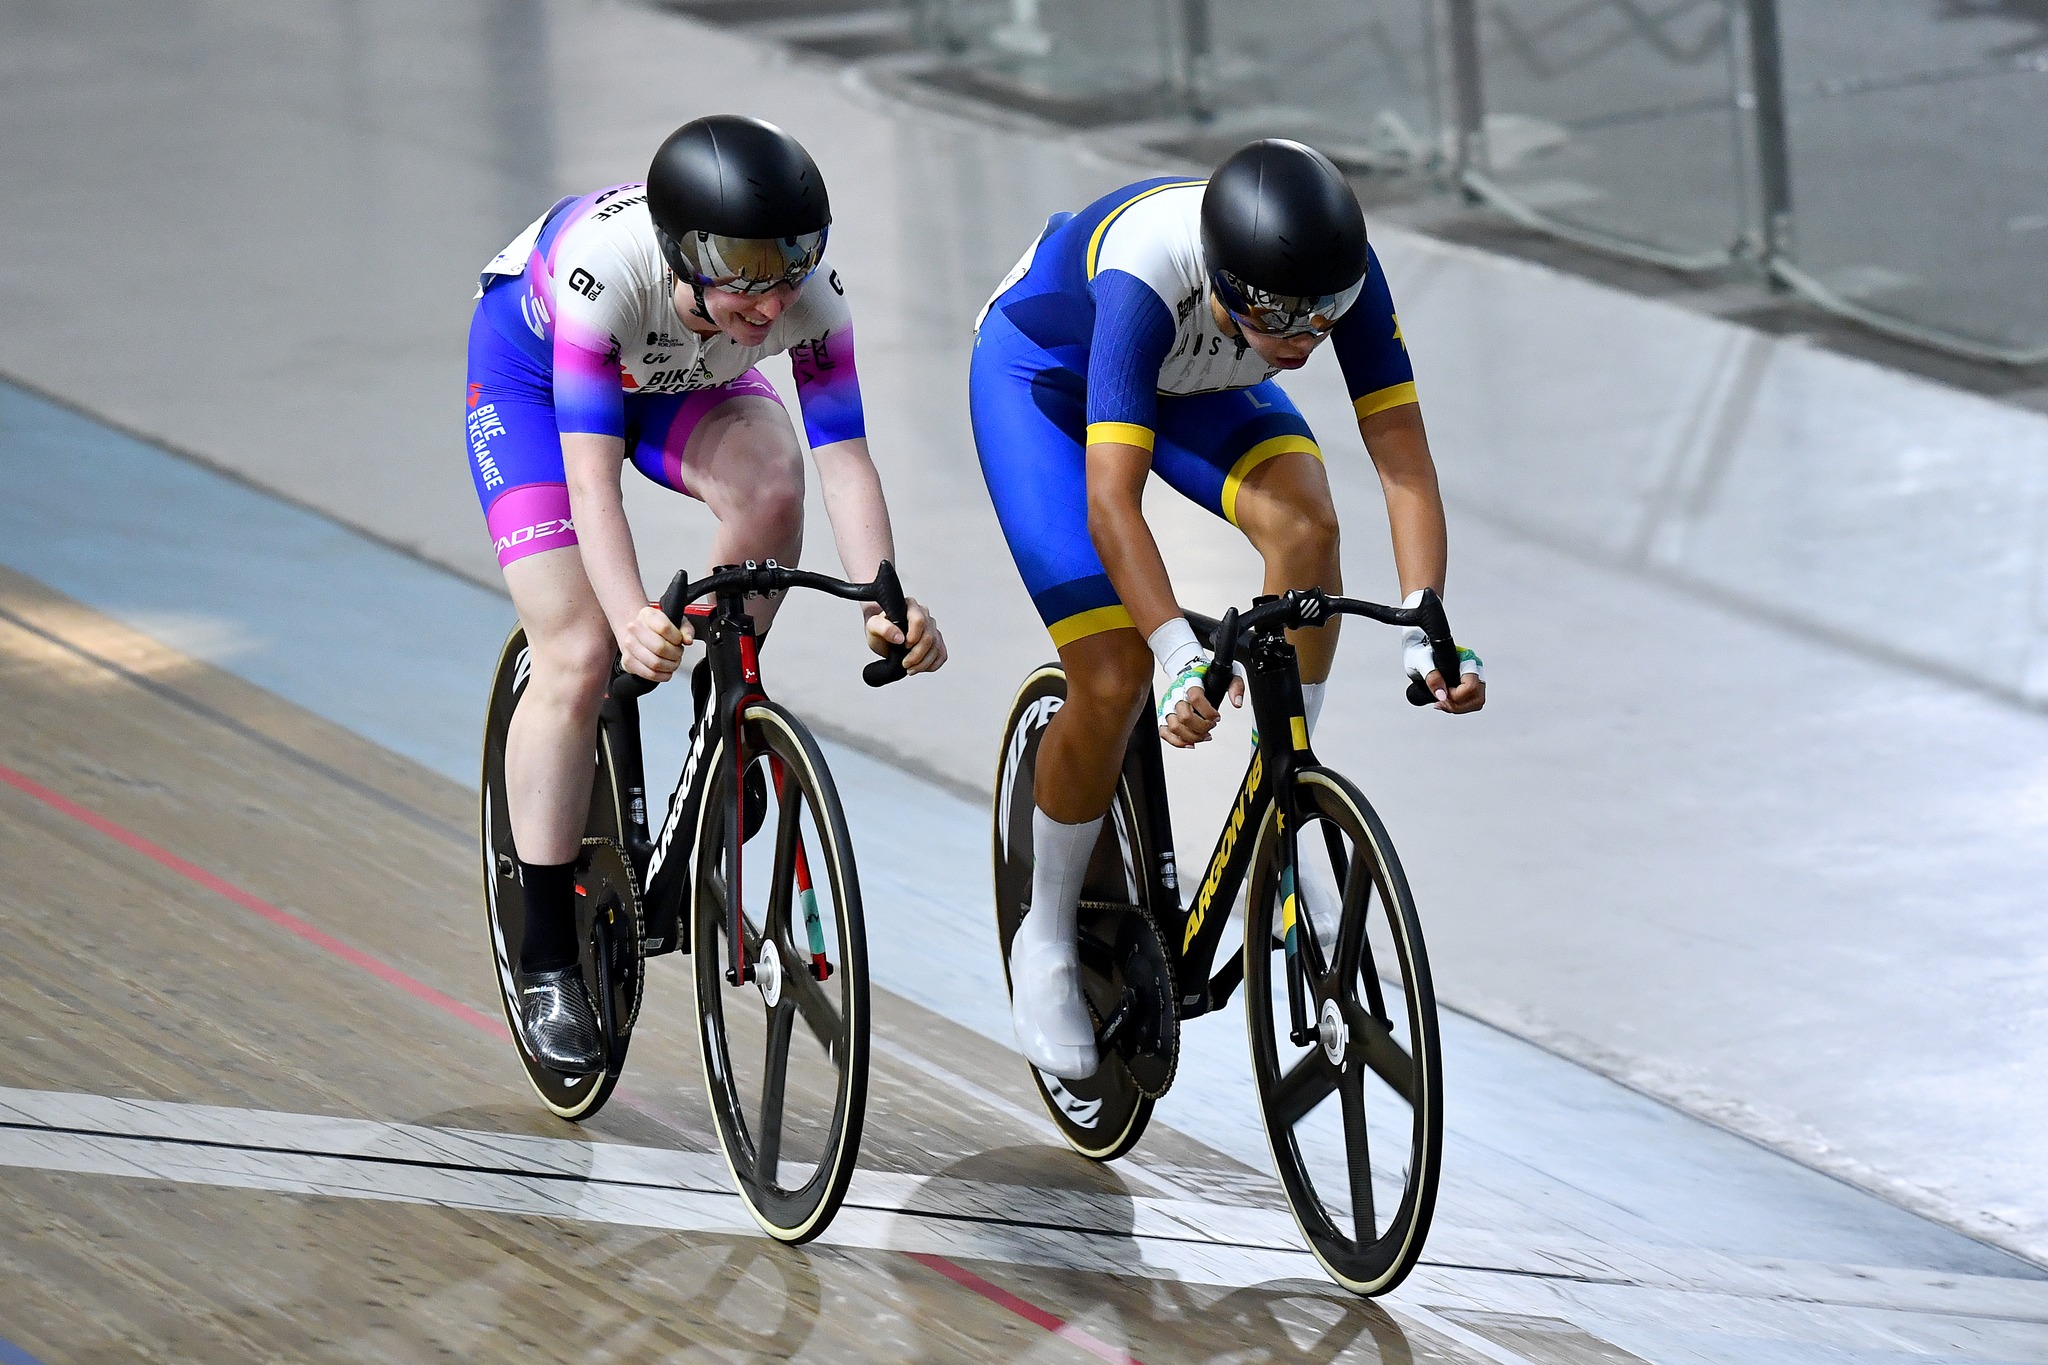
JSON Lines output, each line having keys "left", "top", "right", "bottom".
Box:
{"left": 1008, "top": 903, "right": 1099, "bottom": 1079}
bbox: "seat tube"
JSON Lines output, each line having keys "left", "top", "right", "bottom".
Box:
{"left": 1124, "top": 693, "right": 1179, "bottom": 918}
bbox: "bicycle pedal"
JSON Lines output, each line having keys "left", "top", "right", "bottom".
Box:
{"left": 808, "top": 956, "right": 833, "bottom": 982}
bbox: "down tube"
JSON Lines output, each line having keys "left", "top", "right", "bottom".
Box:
{"left": 1177, "top": 744, "right": 1273, "bottom": 1000}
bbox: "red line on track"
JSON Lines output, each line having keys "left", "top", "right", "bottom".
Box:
{"left": 907, "top": 1252, "right": 1146, "bottom": 1365}
{"left": 4, "top": 759, "right": 1137, "bottom": 1359}
{"left": 0, "top": 762, "right": 503, "bottom": 1037}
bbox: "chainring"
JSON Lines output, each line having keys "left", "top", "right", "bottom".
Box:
{"left": 578, "top": 837, "right": 645, "bottom": 1041}
{"left": 1078, "top": 899, "right": 1179, "bottom": 1100}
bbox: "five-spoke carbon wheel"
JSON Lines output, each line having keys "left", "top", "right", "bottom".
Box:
{"left": 1244, "top": 766, "right": 1443, "bottom": 1296}
{"left": 693, "top": 700, "right": 869, "bottom": 1243}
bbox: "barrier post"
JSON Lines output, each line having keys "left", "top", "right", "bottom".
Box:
{"left": 1445, "top": 0, "right": 1488, "bottom": 190}
{"left": 1744, "top": 0, "right": 1795, "bottom": 271}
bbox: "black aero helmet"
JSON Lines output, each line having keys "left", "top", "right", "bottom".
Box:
{"left": 1201, "top": 139, "right": 1369, "bottom": 336}
{"left": 647, "top": 115, "right": 831, "bottom": 296}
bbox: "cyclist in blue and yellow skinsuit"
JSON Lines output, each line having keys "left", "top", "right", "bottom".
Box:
{"left": 972, "top": 140, "right": 1486, "bottom": 1080}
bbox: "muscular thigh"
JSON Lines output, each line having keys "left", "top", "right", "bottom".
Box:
{"left": 466, "top": 304, "right": 582, "bottom": 568}
{"left": 1151, "top": 380, "right": 1322, "bottom": 528}
{"left": 624, "top": 369, "right": 796, "bottom": 507}
{"left": 970, "top": 327, "right": 1129, "bottom": 646}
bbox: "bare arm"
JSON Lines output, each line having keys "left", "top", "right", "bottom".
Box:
{"left": 1359, "top": 404, "right": 1447, "bottom": 597}
{"left": 809, "top": 435, "right": 946, "bottom": 673}
{"left": 562, "top": 432, "right": 685, "bottom": 679}
{"left": 1086, "top": 440, "right": 1179, "bottom": 637}
{"left": 1360, "top": 402, "right": 1483, "bottom": 711}
{"left": 809, "top": 436, "right": 895, "bottom": 583}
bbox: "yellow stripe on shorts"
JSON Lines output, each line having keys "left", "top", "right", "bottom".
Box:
{"left": 1221, "top": 434, "right": 1322, "bottom": 526}
{"left": 1047, "top": 604, "right": 1136, "bottom": 648}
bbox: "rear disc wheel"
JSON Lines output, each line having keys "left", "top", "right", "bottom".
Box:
{"left": 480, "top": 626, "right": 642, "bottom": 1120}
{"left": 993, "top": 665, "right": 1171, "bottom": 1161}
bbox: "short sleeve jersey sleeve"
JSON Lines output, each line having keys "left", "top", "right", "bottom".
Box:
{"left": 776, "top": 268, "right": 866, "bottom": 449}
{"left": 547, "top": 231, "right": 641, "bottom": 439}
{"left": 1330, "top": 246, "right": 1418, "bottom": 419}
{"left": 1080, "top": 182, "right": 1205, "bottom": 450}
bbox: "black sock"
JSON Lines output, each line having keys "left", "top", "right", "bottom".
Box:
{"left": 517, "top": 858, "right": 579, "bottom": 973}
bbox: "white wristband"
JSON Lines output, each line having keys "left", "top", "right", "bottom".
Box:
{"left": 1147, "top": 617, "right": 1205, "bottom": 682}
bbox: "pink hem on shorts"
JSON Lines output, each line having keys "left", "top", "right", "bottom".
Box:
{"left": 487, "top": 482, "right": 578, "bottom": 567}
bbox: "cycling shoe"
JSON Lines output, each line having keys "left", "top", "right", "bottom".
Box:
{"left": 1008, "top": 903, "right": 1099, "bottom": 1079}
{"left": 514, "top": 966, "right": 605, "bottom": 1074}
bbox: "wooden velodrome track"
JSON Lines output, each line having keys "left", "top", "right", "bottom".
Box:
{"left": 0, "top": 562, "right": 1520, "bottom": 1362}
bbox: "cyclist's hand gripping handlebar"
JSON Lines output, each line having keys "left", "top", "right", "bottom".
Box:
{"left": 1189, "top": 586, "right": 1460, "bottom": 708}
{"left": 861, "top": 559, "right": 910, "bottom": 688}
{"left": 1403, "top": 588, "right": 1462, "bottom": 708}
{"left": 607, "top": 570, "right": 694, "bottom": 702}
{"left": 1201, "top": 607, "right": 1240, "bottom": 709}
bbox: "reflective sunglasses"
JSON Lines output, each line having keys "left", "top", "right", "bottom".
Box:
{"left": 668, "top": 227, "right": 829, "bottom": 296}
{"left": 1211, "top": 268, "right": 1365, "bottom": 339}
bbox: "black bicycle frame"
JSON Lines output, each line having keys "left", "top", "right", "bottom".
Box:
{"left": 606, "top": 558, "right": 909, "bottom": 980}
{"left": 1124, "top": 615, "right": 1312, "bottom": 1023}
{"left": 1121, "top": 586, "right": 1460, "bottom": 1032}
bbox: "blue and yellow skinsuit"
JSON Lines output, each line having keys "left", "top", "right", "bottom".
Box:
{"left": 970, "top": 178, "right": 1417, "bottom": 647}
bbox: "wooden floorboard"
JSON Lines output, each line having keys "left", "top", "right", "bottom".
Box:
{"left": 0, "top": 564, "right": 1365, "bottom": 1365}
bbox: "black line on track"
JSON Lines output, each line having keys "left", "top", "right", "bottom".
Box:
{"left": 0, "top": 602, "right": 471, "bottom": 845}
{"left": 10, "top": 1116, "right": 2047, "bottom": 1324}
{"left": 0, "top": 1117, "right": 1297, "bottom": 1257}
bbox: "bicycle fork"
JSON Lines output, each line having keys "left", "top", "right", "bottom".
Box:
{"left": 716, "top": 609, "right": 833, "bottom": 988}
{"left": 1280, "top": 809, "right": 1317, "bottom": 1048}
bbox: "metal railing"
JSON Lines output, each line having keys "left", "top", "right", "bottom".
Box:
{"left": 902, "top": 0, "right": 2048, "bottom": 366}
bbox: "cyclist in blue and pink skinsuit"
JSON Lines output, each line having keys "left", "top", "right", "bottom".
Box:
{"left": 466, "top": 116, "right": 946, "bottom": 1073}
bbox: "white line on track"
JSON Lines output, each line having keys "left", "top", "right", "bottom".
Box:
{"left": 0, "top": 1086, "right": 1319, "bottom": 1290}
{"left": 6, "top": 1084, "right": 2045, "bottom": 1354}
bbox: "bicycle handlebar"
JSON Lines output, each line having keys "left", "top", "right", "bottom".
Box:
{"left": 1187, "top": 587, "right": 1461, "bottom": 709}
{"left": 609, "top": 559, "right": 911, "bottom": 700}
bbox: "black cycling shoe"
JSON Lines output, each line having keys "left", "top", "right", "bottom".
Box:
{"left": 514, "top": 966, "right": 606, "bottom": 1074}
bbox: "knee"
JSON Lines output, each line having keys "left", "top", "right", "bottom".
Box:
{"left": 1261, "top": 497, "right": 1341, "bottom": 570}
{"left": 748, "top": 468, "right": 805, "bottom": 545}
{"left": 1065, "top": 635, "right": 1154, "bottom": 719}
{"left": 529, "top": 623, "right": 613, "bottom": 714}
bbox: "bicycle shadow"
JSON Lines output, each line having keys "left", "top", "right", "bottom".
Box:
{"left": 894, "top": 1148, "right": 1434, "bottom": 1362}
{"left": 244, "top": 1102, "right": 833, "bottom": 1360}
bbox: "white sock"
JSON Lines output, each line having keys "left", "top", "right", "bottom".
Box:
{"left": 1302, "top": 681, "right": 1326, "bottom": 735}
{"left": 1025, "top": 807, "right": 1102, "bottom": 947}
{"left": 1009, "top": 806, "right": 1105, "bottom": 1073}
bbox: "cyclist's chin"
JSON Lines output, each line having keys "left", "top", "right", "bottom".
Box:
{"left": 723, "top": 320, "right": 774, "bottom": 346}
{"left": 1271, "top": 355, "right": 1308, "bottom": 370}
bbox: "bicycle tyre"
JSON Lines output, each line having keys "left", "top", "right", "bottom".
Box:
{"left": 692, "top": 699, "right": 869, "bottom": 1243}
{"left": 480, "top": 626, "right": 642, "bottom": 1120}
{"left": 1243, "top": 765, "right": 1443, "bottom": 1296}
{"left": 992, "top": 665, "right": 1165, "bottom": 1162}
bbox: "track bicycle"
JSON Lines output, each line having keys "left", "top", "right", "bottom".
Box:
{"left": 994, "top": 587, "right": 1461, "bottom": 1295}
{"left": 482, "top": 559, "right": 910, "bottom": 1242}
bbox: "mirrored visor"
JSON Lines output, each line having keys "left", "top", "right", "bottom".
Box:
{"left": 678, "top": 227, "right": 829, "bottom": 296}
{"left": 1214, "top": 269, "right": 1365, "bottom": 338}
